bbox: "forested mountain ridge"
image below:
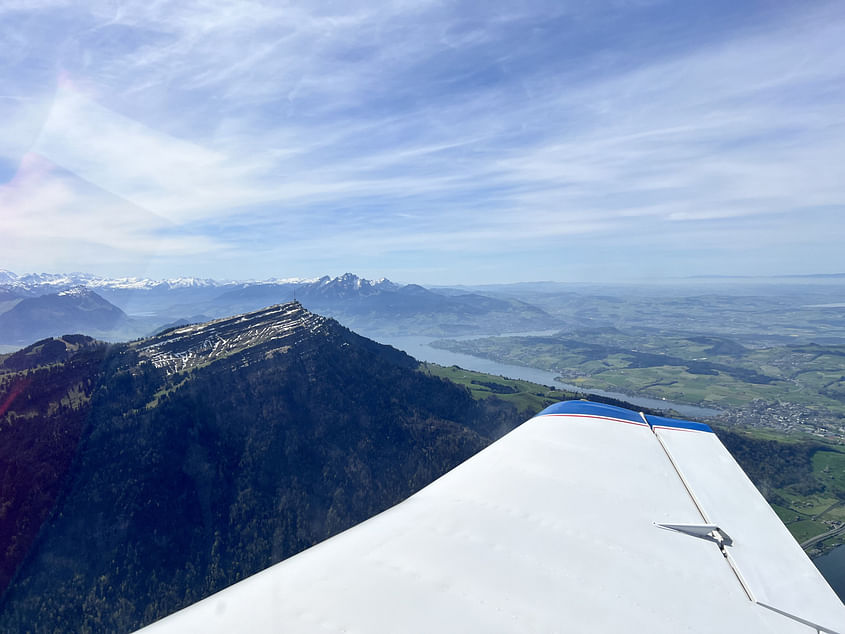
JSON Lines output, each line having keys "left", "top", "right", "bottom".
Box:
{"left": 0, "top": 335, "right": 106, "bottom": 596}
{"left": 0, "top": 302, "right": 525, "bottom": 632}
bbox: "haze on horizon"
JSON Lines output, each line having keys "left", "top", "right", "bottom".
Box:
{"left": 1, "top": 0, "right": 844, "bottom": 286}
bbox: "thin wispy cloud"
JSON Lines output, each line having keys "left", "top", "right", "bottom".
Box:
{"left": 0, "top": 0, "right": 843, "bottom": 282}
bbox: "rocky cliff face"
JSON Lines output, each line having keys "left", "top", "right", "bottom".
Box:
{"left": 133, "top": 302, "right": 331, "bottom": 375}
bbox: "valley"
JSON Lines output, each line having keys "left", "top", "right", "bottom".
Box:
{"left": 431, "top": 332, "right": 845, "bottom": 439}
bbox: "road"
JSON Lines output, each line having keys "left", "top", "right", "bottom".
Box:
{"left": 801, "top": 523, "right": 845, "bottom": 550}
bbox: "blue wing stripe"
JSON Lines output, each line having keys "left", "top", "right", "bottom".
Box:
{"left": 646, "top": 414, "right": 714, "bottom": 433}
{"left": 537, "top": 400, "right": 714, "bottom": 433}
{"left": 536, "top": 400, "right": 644, "bottom": 424}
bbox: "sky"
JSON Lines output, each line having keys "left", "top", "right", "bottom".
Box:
{"left": 0, "top": 0, "right": 843, "bottom": 285}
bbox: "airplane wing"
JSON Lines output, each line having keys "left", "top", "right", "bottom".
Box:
{"left": 138, "top": 400, "right": 845, "bottom": 633}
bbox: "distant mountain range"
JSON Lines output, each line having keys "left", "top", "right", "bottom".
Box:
{"left": 0, "top": 302, "right": 526, "bottom": 631}
{"left": 0, "top": 269, "right": 223, "bottom": 292}
{"left": 0, "top": 272, "right": 561, "bottom": 346}
{"left": 684, "top": 273, "right": 845, "bottom": 281}
{"left": 0, "top": 269, "right": 386, "bottom": 293}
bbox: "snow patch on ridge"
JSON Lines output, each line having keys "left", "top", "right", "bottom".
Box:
{"left": 57, "top": 285, "right": 95, "bottom": 298}
{"left": 133, "top": 302, "right": 329, "bottom": 375}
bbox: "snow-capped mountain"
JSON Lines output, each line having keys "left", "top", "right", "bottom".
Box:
{"left": 0, "top": 271, "right": 221, "bottom": 293}
{"left": 309, "top": 273, "right": 400, "bottom": 298}
{"left": 0, "top": 270, "right": 397, "bottom": 295}
{"left": 0, "top": 271, "right": 560, "bottom": 344}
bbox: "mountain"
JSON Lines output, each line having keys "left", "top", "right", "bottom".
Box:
{"left": 0, "top": 272, "right": 234, "bottom": 323}
{"left": 202, "top": 274, "right": 398, "bottom": 314}
{"left": 0, "top": 271, "right": 220, "bottom": 293}
{"left": 0, "top": 302, "right": 525, "bottom": 632}
{"left": 306, "top": 272, "right": 399, "bottom": 298}
{"left": 0, "top": 271, "right": 561, "bottom": 338}
{"left": 0, "top": 287, "right": 23, "bottom": 302}
{"left": 0, "top": 287, "right": 131, "bottom": 345}
{"left": 0, "top": 333, "right": 100, "bottom": 370}
{"left": 208, "top": 274, "right": 558, "bottom": 336}
{"left": 0, "top": 287, "right": 25, "bottom": 317}
{"left": 0, "top": 335, "right": 106, "bottom": 599}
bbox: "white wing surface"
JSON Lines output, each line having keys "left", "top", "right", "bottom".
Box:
{"left": 138, "top": 401, "right": 845, "bottom": 633}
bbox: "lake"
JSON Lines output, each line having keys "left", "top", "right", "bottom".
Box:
{"left": 814, "top": 544, "right": 845, "bottom": 602}
{"left": 371, "top": 333, "right": 721, "bottom": 420}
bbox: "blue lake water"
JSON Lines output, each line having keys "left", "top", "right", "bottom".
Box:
{"left": 814, "top": 544, "right": 845, "bottom": 602}
{"left": 372, "top": 334, "right": 721, "bottom": 420}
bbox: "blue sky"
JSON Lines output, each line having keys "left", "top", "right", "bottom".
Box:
{"left": 1, "top": 0, "right": 843, "bottom": 284}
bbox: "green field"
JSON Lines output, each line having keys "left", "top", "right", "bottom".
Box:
{"left": 815, "top": 450, "right": 845, "bottom": 490}
{"left": 432, "top": 333, "right": 845, "bottom": 435}
{"left": 702, "top": 427, "right": 845, "bottom": 552}
{"left": 420, "top": 362, "right": 578, "bottom": 414}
